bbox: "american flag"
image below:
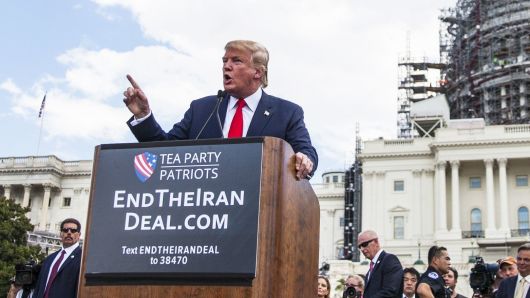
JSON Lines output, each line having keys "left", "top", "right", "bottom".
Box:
{"left": 38, "top": 93, "right": 47, "bottom": 118}
{"left": 134, "top": 152, "right": 158, "bottom": 182}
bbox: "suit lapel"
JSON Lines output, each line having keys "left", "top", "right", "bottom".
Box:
{"left": 247, "top": 92, "right": 274, "bottom": 137}
{"left": 219, "top": 94, "right": 230, "bottom": 129}
{"left": 56, "top": 247, "right": 80, "bottom": 274}
{"left": 509, "top": 276, "right": 518, "bottom": 298}
{"left": 366, "top": 251, "right": 386, "bottom": 287}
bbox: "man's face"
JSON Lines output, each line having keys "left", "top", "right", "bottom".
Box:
{"left": 433, "top": 250, "right": 451, "bottom": 274}
{"left": 499, "top": 263, "right": 518, "bottom": 278}
{"left": 60, "top": 222, "right": 80, "bottom": 248}
{"left": 442, "top": 270, "right": 456, "bottom": 288}
{"left": 222, "top": 48, "right": 261, "bottom": 99}
{"left": 357, "top": 236, "right": 379, "bottom": 260}
{"left": 345, "top": 277, "right": 364, "bottom": 294}
{"left": 517, "top": 249, "right": 530, "bottom": 277}
{"left": 403, "top": 272, "right": 418, "bottom": 296}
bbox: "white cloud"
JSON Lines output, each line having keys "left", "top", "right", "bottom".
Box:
{"left": 0, "top": 79, "right": 22, "bottom": 95}
{"left": 2, "top": 0, "right": 458, "bottom": 178}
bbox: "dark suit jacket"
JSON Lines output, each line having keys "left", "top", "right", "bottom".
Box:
{"left": 496, "top": 276, "right": 530, "bottom": 298}
{"left": 33, "top": 246, "right": 82, "bottom": 298}
{"left": 364, "top": 250, "right": 404, "bottom": 298}
{"left": 128, "top": 91, "right": 318, "bottom": 176}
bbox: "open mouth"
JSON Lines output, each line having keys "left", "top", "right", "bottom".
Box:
{"left": 223, "top": 74, "right": 232, "bottom": 82}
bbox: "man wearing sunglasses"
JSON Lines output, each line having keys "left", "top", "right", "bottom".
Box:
{"left": 416, "top": 246, "right": 451, "bottom": 298}
{"left": 358, "top": 230, "right": 403, "bottom": 298}
{"left": 33, "top": 218, "right": 82, "bottom": 298}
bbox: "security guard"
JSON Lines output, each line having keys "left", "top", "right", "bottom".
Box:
{"left": 416, "top": 246, "right": 452, "bottom": 298}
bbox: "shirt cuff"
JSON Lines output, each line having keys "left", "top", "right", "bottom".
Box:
{"left": 129, "top": 111, "right": 152, "bottom": 126}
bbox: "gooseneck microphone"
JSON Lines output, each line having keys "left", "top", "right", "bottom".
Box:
{"left": 195, "top": 90, "right": 227, "bottom": 140}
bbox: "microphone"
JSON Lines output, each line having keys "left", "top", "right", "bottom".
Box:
{"left": 195, "top": 90, "right": 226, "bottom": 140}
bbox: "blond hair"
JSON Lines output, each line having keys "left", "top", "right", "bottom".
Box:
{"left": 225, "top": 40, "right": 269, "bottom": 88}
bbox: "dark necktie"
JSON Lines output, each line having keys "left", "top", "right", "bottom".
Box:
{"left": 228, "top": 99, "right": 246, "bottom": 138}
{"left": 44, "top": 250, "right": 66, "bottom": 298}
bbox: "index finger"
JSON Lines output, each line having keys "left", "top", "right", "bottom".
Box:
{"left": 126, "top": 74, "right": 141, "bottom": 90}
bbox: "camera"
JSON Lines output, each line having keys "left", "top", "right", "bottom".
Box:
{"left": 343, "top": 286, "right": 358, "bottom": 298}
{"left": 15, "top": 260, "right": 40, "bottom": 287}
{"left": 469, "top": 256, "right": 498, "bottom": 295}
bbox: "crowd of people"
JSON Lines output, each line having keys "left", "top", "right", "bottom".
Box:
{"left": 318, "top": 230, "right": 530, "bottom": 298}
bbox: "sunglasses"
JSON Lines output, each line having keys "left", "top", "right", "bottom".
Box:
{"left": 358, "top": 239, "right": 374, "bottom": 249}
{"left": 61, "top": 228, "right": 79, "bottom": 233}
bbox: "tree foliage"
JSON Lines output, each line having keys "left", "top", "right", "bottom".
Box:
{"left": 0, "top": 196, "right": 45, "bottom": 294}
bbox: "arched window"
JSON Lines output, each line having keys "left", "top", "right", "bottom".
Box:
{"left": 518, "top": 207, "right": 529, "bottom": 234}
{"left": 470, "top": 208, "right": 482, "bottom": 237}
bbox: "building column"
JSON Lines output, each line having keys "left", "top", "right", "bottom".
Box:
{"left": 375, "top": 171, "right": 386, "bottom": 234}
{"left": 422, "top": 169, "right": 435, "bottom": 238}
{"left": 450, "top": 160, "right": 462, "bottom": 237}
{"left": 498, "top": 158, "right": 510, "bottom": 235}
{"left": 2, "top": 185, "right": 11, "bottom": 200}
{"left": 484, "top": 159, "right": 497, "bottom": 237}
{"left": 436, "top": 161, "right": 448, "bottom": 233}
{"left": 22, "top": 184, "right": 31, "bottom": 207}
{"left": 361, "top": 171, "right": 374, "bottom": 231}
{"left": 39, "top": 185, "right": 52, "bottom": 230}
{"left": 412, "top": 170, "right": 422, "bottom": 239}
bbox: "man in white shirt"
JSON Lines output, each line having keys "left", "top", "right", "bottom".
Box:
{"left": 32, "top": 218, "right": 82, "bottom": 298}
{"left": 496, "top": 243, "right": 530, "bottom": 298}
{"left": 123, "top": 40, "right": 317, "bottom": 180}
{"left": 403, "top": 267, "right": 420, "bottom": 298}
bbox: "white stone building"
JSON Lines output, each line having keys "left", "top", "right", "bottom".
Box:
{"left": 359, "top": 119, "right": 530, "bottom": 264}
{"left": 0, "top": 156, "right": 92, "bottom": 252}
{"left": 312, "top": 171, "right": 346, "bottom": 265}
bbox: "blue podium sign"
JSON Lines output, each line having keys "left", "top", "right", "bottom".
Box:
{"left": 84, "top": 139, "right": 263, "bottom": 285}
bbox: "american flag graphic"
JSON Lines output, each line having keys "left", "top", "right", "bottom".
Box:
{"left": 134, "top": 152, "right": 157, "bottom": 182}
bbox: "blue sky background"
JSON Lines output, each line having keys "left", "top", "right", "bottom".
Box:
{"left": 0, "top": 0, "right": 456, "bottom": 181}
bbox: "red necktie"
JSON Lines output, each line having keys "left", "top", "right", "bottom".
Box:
{"left": 44, "top": 250, "right": 66, "bottom": 298}
{"left": 228, "top": 99, "right": 246, "bottom": 138}
{"left": 368, "top": 261, "right": 374, "bottom": 280}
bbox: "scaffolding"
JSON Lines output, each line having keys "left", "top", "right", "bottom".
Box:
{"left": 397, "top": 56, "right": 444, "bottom": 138}
{"left": 342, "top": 123, "right": 362, "bottom": 261}
{"left": 440, "top": 0, "right": 530, "bottom": 123}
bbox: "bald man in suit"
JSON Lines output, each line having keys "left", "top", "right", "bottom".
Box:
{"left": 358, "top": 230, "right": 403, "bottom": 298}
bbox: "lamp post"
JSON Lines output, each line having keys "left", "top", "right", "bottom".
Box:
{"left": 414, "top": 240, "right": 424, "bottom": 265}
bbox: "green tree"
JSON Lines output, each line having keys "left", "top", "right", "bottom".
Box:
{"left": 0, "top": 196, "right": 45, "bottom": 295}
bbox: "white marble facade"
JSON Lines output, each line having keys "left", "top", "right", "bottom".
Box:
{"left": 359, "top": 120, "right": 530, "bottom": 266}
{"left": 0, "top": 156, "right": 92, "bottom": 252}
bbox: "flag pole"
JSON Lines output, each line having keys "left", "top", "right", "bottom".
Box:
{"left": 36, "top": 91, "right": 47, "bottom": 156}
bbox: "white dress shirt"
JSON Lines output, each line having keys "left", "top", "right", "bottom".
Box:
{"left": 221, "top": 88, "right": 262, "bottom": 138}
{"left": 516, "top": 274, "right": 530, "bottom": 298}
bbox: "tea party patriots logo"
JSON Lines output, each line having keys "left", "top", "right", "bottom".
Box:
{"left": 134, "top": 152, "right": 157, "bottom": 182}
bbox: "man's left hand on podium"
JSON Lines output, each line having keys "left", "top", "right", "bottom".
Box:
{"left": 295, "top": 152, "right": 313, "bottom": 180}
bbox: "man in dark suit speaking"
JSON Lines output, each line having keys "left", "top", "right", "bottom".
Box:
{"left": 33, "top": 218, "right": 82, "bottom": 298}
{"left": 358, "top": 230, "right": 403, "bottom": 298}
{"left": 123, "top": 40, "right": 317, "bottom": 179}
{"left": 496, "top": 243, "right": 530, "bottom": 298}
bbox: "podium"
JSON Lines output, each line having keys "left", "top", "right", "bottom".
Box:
{"left": 78, "top": 137, "right": 319, "bottom": 297}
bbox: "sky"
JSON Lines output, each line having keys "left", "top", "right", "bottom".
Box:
{"left": 0, "top": 0, "right": 457, "bottom": 182}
